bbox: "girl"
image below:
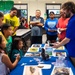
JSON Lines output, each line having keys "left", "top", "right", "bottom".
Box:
{"left": 11, "top": 38, "right": 24, "bottom": 62}
{"left": 19, "top": 17, "right": 29, "bottom": 29}
{"left": 44, "top": 11, "right": 58, "bottom": 43}
{"left": 0, "top": 35, "right": 20, "bottom": 75}
{"left": 1, "top": 23, "right": 13, "bottom": 57}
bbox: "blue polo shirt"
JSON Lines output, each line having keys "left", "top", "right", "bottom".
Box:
{"left": 31, "top": 16, "right": 44, "bottom": 36}
{"left": 66, "top": 14, "right": 75, "bottom": 57}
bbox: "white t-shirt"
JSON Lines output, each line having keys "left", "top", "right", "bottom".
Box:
{"left": 0, "top": 53, "right": 9, "bottom": 75}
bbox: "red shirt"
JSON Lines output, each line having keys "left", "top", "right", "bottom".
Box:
{"left": 57, "top": 17, "right": 69, "bottom": 40}
{"left": 24, "top": 23, "right": 29, "bottom": 28}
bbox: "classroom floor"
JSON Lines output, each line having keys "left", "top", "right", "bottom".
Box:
{"left": 27, "top": 34, "right": 47, "bottom": 45}
{"left": 25, "top": 34, "right": 47, "bottom": 52}
{"left": 42, "top": 34, "right": 47, "bottom": 43}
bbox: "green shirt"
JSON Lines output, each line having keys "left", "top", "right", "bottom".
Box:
{"left": 11, "top": 49, "right": 24, "bottom": 62}
{"left": 6, "top": 36, "right": 12, "bottom": 56}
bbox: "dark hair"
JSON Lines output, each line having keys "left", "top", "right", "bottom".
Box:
{"left": 21, "top": 17, "right": 28, "bottom": 23}
{"left": 0, "top": 35, "right": 4, "bottom": 53}
{"left": 0, "top": 35, "right": 2, "bottom": 44}
{"left": 49, "top": 11, "right": 55, "bottom": 15}
{"left": 62, "top": 1, "right": 75, "bottom": 14}
{"left": 0, "top": 12, "right": 4, "bottom": 18}
{"left": 12, "top": 38, "right": 23, "bottom": 50}
{"left": 1, "top": 23, "right": 11, "bottom": 35}
{"left": 11, "top": 7, "right": 18, "bottom": 11}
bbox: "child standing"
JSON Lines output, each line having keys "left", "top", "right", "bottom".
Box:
{"left": 0, "top": 35, "right": 20, "bottom": 75}
{"left": 11, "top": 38, "right": 24, "bottom": 62}
{"left": 44, "top": 11, "right": 58, "bottom": 43}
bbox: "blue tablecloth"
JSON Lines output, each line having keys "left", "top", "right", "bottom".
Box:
{"left": 9, "top": 44, "right": 75, "bottom": 75}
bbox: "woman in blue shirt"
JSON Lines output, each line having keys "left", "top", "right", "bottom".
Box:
{"left": 53, "top": 1, "right": 75, "bottom": 67}
{"left": 44, "top": 11, "right": 58, "bottom": 43}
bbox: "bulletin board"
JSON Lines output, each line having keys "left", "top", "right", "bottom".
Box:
{"left": 0, "top": 1, "right": 14, "bottom": 13}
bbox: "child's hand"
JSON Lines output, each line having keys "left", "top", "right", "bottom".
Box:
{"left": 16, "top": 54, "right": 20, "bottom": 60}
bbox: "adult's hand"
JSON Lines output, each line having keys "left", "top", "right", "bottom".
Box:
{"left": 48, "top": 29, "right": 56, "bottom": 32}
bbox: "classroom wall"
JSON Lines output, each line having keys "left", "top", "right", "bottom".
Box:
{"left": 28, "top": 1, "right": 45, "bottom": 17}
{"left": 14, "top": 0, "right": 75, "bottom": 19}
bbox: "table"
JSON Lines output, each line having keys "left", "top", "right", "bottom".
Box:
{"left": 9, "top": 44, "right": 75, "bottom": 75}
{"left": 16, "top": 29, "right": 31, "bottom": 40}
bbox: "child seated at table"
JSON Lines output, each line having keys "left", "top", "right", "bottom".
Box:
{"left": 10, "top": 38, "right": 24, "bottom": 62}
{"left": 1, "top": 23, "right": 13, "bottom": 57}
{"left": 0, "top": 35, "right": 20, "bottom": 75}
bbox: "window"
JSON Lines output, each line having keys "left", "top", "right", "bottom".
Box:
{"left": 48, "top": 9, "right": 60, "bottom": 15}
{"left": 14, "top": 4, "right": 28, "bottom": 19}
{"left": 46, "top": 3, "right": 61, "bottom": 18}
